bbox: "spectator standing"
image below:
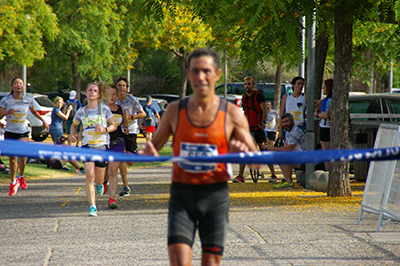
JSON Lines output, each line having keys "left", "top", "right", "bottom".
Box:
{"left": 49, "top": 96, "right": 72, "bottom": 143}
{"left": 115, "top": 76, "right": 146, "bottom": 197}
{"left": 265, "top": 113, "right": 306, "bottom": 188}
{"left": 233, "top": 76, "right": 267, "bottom": 183}
{"left": 264, "top": 100, "right": 279, "bottom": 182}
{"left": 138, "top": 48, "right": 259, "bottom": 266}
{"left": 0, "top": 77, "right": 49, "bottom": 196}
{"left": 315, "top": 79, "right": 333, "bottom": 171}
{"left": 279, "top": 76, "right": 306, "bottom": 139}
{"left": 143, "top": 96, "right": 161, "bottom": 142}
{"left": 65, "top": 90, "right": 83, "bottom": 146}
{"left": 69, "top": 82, "right": 116, "bottom": 216}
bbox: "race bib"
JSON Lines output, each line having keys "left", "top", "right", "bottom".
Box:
{"left": 10, "top": 109, "right": 26, "bottom": 124}
{"left": 290, "top": 110, "right": 302, "bottom": 122}
{"left": 178, "top": 142, "right": 218, "bottom": 173}
{"left": 113, "top": 114, "right": 123, "bottom": 126}
{"left": 83, "top": 128, "right": 106, "bottom": 146}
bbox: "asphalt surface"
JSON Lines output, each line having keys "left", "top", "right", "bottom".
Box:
{"left": 1, "top": 162, "right": 400, "bottom": 265}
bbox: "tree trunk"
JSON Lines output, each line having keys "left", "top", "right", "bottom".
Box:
{"left": 178, "top": 47, "right": 188, "bottom": 100}
{"left": 71, "top": 54, "right": 82, "bottom": 101}
{"left": 328, "top": 1, "right": 353, "bottom": 197}
{"left": 273, "top": 60, "right": 284, "bottom": 111}
{"left": 365, "top": 48, "right": 372, "bottom": 94}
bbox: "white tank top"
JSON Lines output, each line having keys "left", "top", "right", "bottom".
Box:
{"left": 285, "top": 93, "right": 306, "bottom": 125}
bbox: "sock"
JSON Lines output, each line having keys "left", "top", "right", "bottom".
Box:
{"left": 90, "top": 205, "right": 97, "bottom": 210}
{"left": 11, "top": 180, "right": 17, "bottom": 185}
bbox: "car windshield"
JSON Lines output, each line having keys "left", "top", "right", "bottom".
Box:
{"left": 386, "top": 99, "right": 400, "bottom": 122}
{"left": 349, "top": 99, "right": 381, "bottom": 120}
{"left": 34, "top": 96, "right": 55, "bottom": 107}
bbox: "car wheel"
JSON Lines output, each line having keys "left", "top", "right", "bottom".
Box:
{"left": 32, "top": 133, "right": 49, "bottom": 142}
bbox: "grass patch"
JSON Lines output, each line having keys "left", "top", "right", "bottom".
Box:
{"left": 0, "top": 145, "right": 173, "bottom": 182}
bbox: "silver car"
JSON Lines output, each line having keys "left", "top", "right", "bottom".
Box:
{"left": 0, "top": 92, "right": 54, "bottom": 141}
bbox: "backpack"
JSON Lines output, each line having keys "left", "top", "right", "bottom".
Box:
{"left": 66, "top": 100, "right": 78, "bottom": 121}
{"left": 143, "top": 105, "right": 154, "bottom": 127}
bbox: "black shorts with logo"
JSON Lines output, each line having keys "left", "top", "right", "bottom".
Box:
{"left": 168, "top": 181, "right": 229, "bottom": 255}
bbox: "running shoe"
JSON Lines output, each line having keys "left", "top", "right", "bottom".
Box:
{"left": 108, "top": 198, "right": 117, "bottom": 209}
{"left": 96, "top": 184, "right": 104, "bottom": 196}
{"left": 9, "top": 179, "right": 20, "bottom": 196}
{"left": 119, "top": 186, "right": 131, "bottom": 196}
{"left": 273, "top": 180, "right": 294, "bottom": 189}
{"left": 61, "top": 166, "right": 70, "bottom": 171}
{"left": 269, "top": 175, "right": 278, "bottom": 183}
{"left": 76, "top": 167, "right": 85, "bottom": 174}
{"left": 88, "top": 206, "right": 98, "bottom": 216}
{"left": 232, "top": 176, "right": 245, "bottom": 183}
{"left": 103, "top": 182, "right": 108, "bottom": 195}
{"left": 18, "top": 175, "right": 27, "bottom": 189}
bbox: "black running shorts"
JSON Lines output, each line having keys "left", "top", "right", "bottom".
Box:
{"left": 124, "top": 133, "right": 138, "bottom": 153}
{"left": 168, "top": 182, "right": 229, "bottom": 256}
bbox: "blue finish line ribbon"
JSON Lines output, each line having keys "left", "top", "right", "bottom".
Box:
{"left": 0, "top": 139, "right": 400, "bottom": 165}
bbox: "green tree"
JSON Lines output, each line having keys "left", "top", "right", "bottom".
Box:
{"left": 154, "top": 4, "right": 214, "bottom": 98}
{"left": 37, "top": 0, "right": 130, "bottom": 96}
{"left": 0, "top": 0, "right": 58, "bottom": 66}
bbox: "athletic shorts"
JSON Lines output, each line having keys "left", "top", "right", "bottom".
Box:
{"left": 168, "top": 181, "right": 229, "bottom": 256}
{"left": 124, "top": 134, "right": 138, "bottom": 153}
{"left": 81, "top": 145, "right": 108, "bottom": 168}
{"left": 144, "top": 126, "right": 155, "bottom": 134}
{"left": 109, "top": 138, "right": 125, "bottom": 153}
{"left": 5, "top": 131, "right": 29, "bottom": 140}
{"left": 319, "top": 127, "right": 330, "bottom": 142}
{"left": 266, "top": 131, "right": 277, "bottom": 142}
{"left": 250, "top": 129, "right": 266, "bottom": 144}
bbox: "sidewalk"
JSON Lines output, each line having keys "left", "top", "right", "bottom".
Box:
{"left": 0, "top": 163, "right": 399, "bottom": 265}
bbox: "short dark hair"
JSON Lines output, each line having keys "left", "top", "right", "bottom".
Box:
{"left": 324, "top": 79, "right": 333, "bottom": 98}
{"left": 281, "top": 112, "right": 294, "bottom": 121}
{"left": 114, "top": 76, "right": 129, "bottom": 87}
{"left": 187, "top": 48, "right": 220, "bottom": 72}
{"left": 291, "top": 76, "right": 305, "bottom": 85}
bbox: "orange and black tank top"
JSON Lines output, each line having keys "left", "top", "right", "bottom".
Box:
{"left": 172, "top": 97, "right": 231, "bottom": 185}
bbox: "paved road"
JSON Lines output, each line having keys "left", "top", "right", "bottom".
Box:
{"left": 1, "top": 164, "right": 399, "bottom": 265}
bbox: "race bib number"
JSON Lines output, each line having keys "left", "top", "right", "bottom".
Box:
{"left": 178, "top": 142, "right": 218, "bottom": 173}
{"left": 84, "top": 128, "right": 106, "bottom": 146}
{"left": 113, "top": 114, "right": 123, "bottom": 126}
{"left": 10, "top": 109, "right": 26, "bottom": 124}
{"left": 290, "top": 110, "right": 302, "bottom": 122}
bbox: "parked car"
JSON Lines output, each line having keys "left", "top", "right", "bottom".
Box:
{"left": 215, "top": 82, "right": 293, "bottom": 104}
{"left": 218, "top": 94, "right": 243, "bottom": 111}
{"left": 137, "top": 97, "right": 167, "bottom": 135}
{"left": 44, "top": 90, "right": 87, "bottom": 105}
{"left": 140, "top": 94, "right": 179, "bottom": 104}
{"left": 0, "top": 92, "right": 55, "bottom": 141}
{"left": 348, "top": 93, "right": 400, "bottom": 180}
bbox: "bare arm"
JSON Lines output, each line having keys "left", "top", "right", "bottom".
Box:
{"left": 0, "top": 106, "right": 15, "bottom": 120}
{"left": 30, "top": 106, "right": 49, "bottom": 130}
{"left": 121, "top": 107, "right": 129, "bottom": 134}
{"left": 133, "top": 109, "right": 146, "bottom": 120}
{"left": 56, "top": 105, "right": 72, "bottom": 120}
{"left": 69, "top": 121, "right": 79, "bottom": 143}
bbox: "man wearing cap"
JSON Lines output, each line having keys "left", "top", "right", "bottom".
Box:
{"left": 143, "top": 96, "right": 161, "bottom": 142}
{"left": 65, "top": 90, "right": 83, "bottom": 146}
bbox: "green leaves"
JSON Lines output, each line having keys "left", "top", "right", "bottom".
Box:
{"left": 0, "top": 0, "right": 59, "bottom": 66}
